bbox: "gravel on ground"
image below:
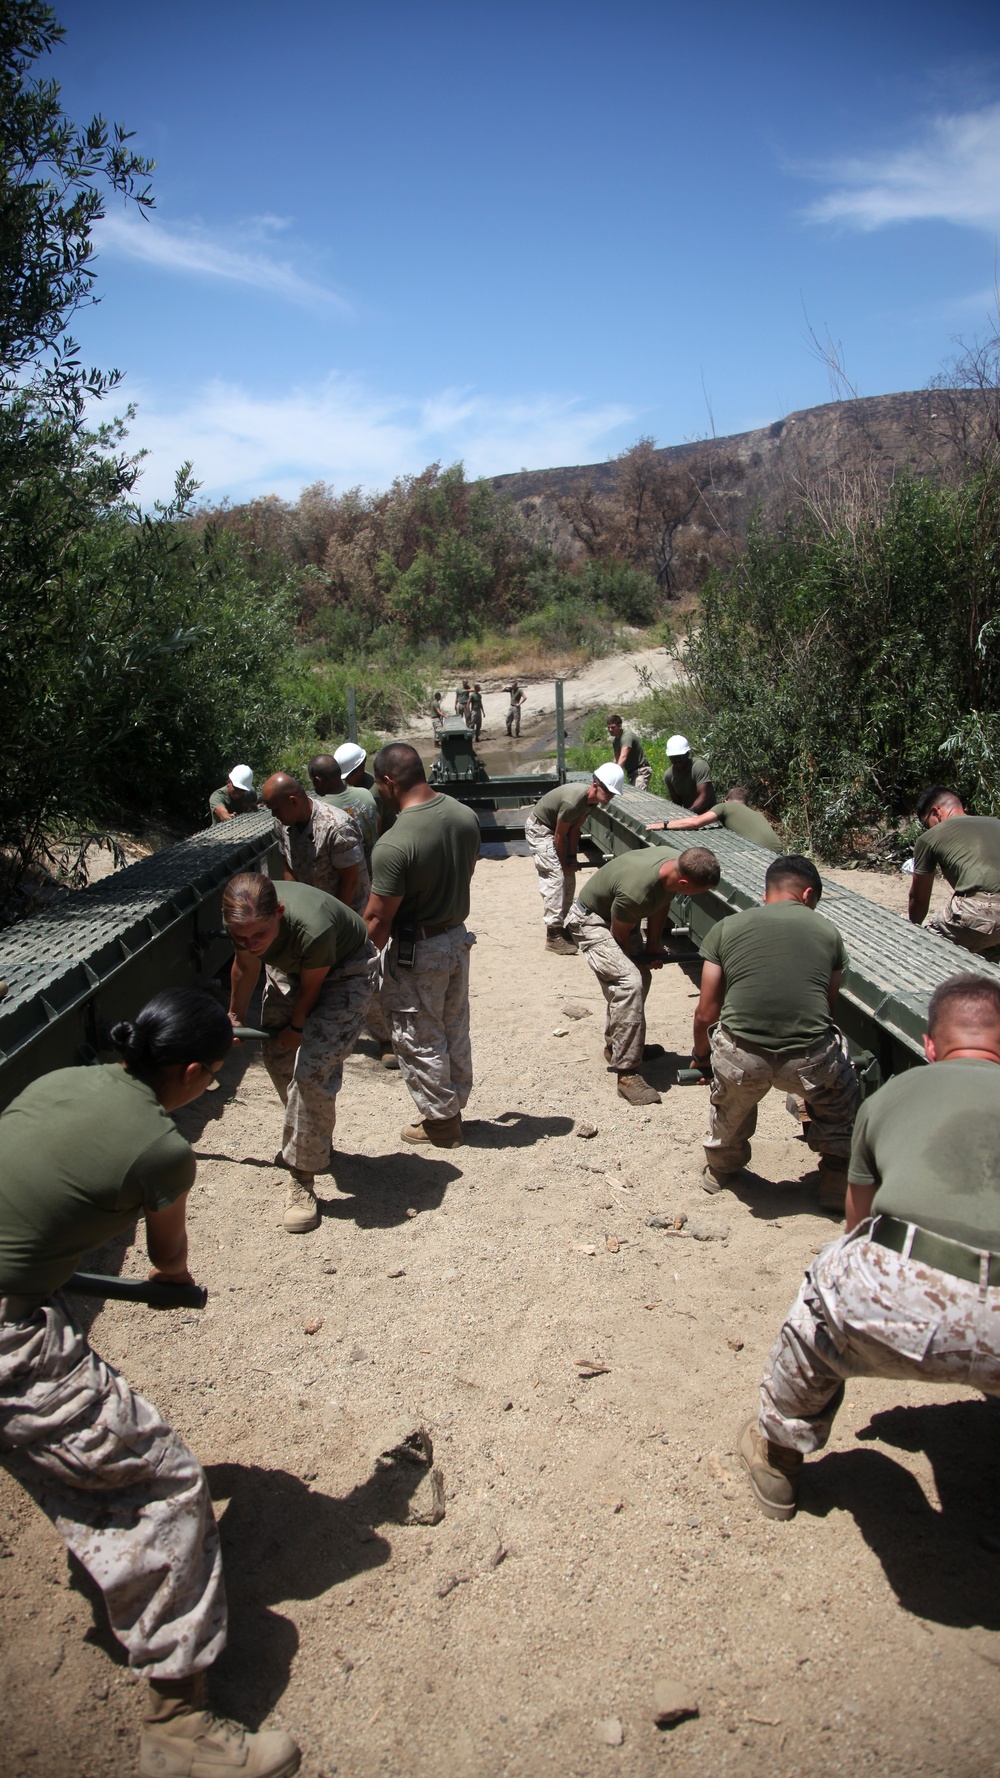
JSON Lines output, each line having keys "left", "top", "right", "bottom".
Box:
{"left": 1, "top": 853, "right": 997, "bottom": 1778}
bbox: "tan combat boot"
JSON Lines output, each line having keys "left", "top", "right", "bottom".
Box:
{"left": 401, "top": 1114, "right": 464, "bottom": 1148}
{"left": 379, "top": 1043, "right": 400, "bottom": 1070}
{"left": 545, "top": 928, "right": 577, "bottom": 956}
{"left": 283, "top": 1171, "right": 319, "bottom": 1234}
{"left": 141, "top": 1676, "right": 300, "bottom": 1778}
{"left": 616, "top": 1072, "right": 661, "bottom": 1106}
{"left": 817, "top": 1158, "right": 849, "bottom": 1216}
{"left": 738, "top": 1417, "right": 803, "bottom": 1521}
{"left": 702, "top": 1163, "right": 742, "bottom": 1194}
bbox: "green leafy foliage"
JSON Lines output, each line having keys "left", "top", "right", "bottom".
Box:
{"left": 685, "top": 472, "right": 1000, "bottom": 856}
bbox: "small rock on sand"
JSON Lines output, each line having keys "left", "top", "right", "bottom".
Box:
{"left": 652, "top": 1678, "right": 699, "bottom": 1727}
{"left": 595, "top": 1716, "right": 624, "bottom": 1746}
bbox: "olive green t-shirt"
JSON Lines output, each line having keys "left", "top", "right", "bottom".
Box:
{"left": 615, "top": 729, "right": 649, "bottom": 780}
{"left": 370, "top": 793, "right": 480, "bottom": 927}
{"left": 0, "top": 1065, "right": 195, "bottom": 1296}
{"left": 264, "top": 880, "right": 367, "bottom": 978}
{"left": 712, "top": 801, "right": 782, "bottom": 852}
{"left": 850, "top": 1058, "right": 1000, "bottom": 1247}
{"left": 578, "top": 849, "right": 670, "bottom": 926}
{"left": 209, "top": 784, "right": 260, "bottom": 822}
{"left": 912, "top": 816, "right": 1000, "bottom": 895}
{"left": 372, "top": 783, "right": 396, "bottom": 834}
{"left": 700, "top": 901, "right": 847, "bottom": 1052}
{"left": 665, "top": 755, "right": 712, "bottom": 809}
{"left": 531, "top": 784, "right": 592, "bottom": 833}
{"left": 324, "top": 786, "right": 379, "bottom": 867}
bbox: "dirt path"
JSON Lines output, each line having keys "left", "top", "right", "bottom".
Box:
{"left": 1, "top": 856, "right": 997, "bottom": 1777}
{"left": 407, "top": 646, "right": 679, "bottom": 743}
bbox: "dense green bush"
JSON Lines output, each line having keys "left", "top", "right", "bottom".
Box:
{"left": 685, "top": 472, "right": 1000, "bottom": 855}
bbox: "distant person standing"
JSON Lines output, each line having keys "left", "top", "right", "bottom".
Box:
{"left": 365, "top": 743, "right": 480, "bottom": 1147}
{"left": 908, "top": 786, "right": 1000, "bottom": 954}
{"left": 468, "top": 683, "right": 485, "bottom": 739}
{"left": 208, "top": 764, "right": 259, "bottom": 823}
{"left": 455, "top": 680, "right": 471, "bottom": 718}
{"left": 649, "top": 786, "right": 781, "bottom": 852}
{"left": 606, "top": 714, "right": 652, "bottom": 790}
{"left": 262, "top": 772, "right": 369, "bottom": 914}
{"left": 431, "top": 692, "right": 445, "bottom": 734}
{"left": 505, "top": 680, "right": 527, "bottom": 737}
{"left": 525, "top": 764, "right": 624, "bottom": 954}
{"left": 664, "top": 734, "right": 714, "bottom": 811}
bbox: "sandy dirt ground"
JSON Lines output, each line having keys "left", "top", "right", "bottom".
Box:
{"left": 1, "top": 854, "right": 998, "bottom": 1778}
{"left": 407, "top": 647, "right": 679, "bottom": 744}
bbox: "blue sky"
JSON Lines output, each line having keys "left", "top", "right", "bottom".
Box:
{"left": 51, "top": 0, "right": 1000, "bottom": 506}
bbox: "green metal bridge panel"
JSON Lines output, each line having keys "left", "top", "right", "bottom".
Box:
{"left": 0, "top": 812, "right": 278, "bottom": 1110}
{"left": 585, "top": 786, "right": 1000, "bottom": 1082}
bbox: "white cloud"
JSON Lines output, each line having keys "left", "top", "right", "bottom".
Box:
{"left": 118, "top": 375, "right": 636, "bottom": 505}
{"left": 96, "top": 212, "right": 348, "bottom": 311}
{"left": 805, "top": 102, "right": 1000, "bottom": 233}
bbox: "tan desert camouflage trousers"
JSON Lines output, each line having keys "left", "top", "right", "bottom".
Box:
{"left": 705, "top": 1023, "right": 859, "bottom": 1174}
{"left": 524, "top": 812, "right": 577, "bottom": 932}
{"left": 262, "top": 941, "right": 377, "bottom": 1172}
{"left": 632, "top": 765, "right": 653, "bottom": 792}
{"left": 381, "top": 926, "right": 475, "bottom": 1121}
{"left": 759, "top": 1219, "right": 1000, "bottom": 1452}
{"left": 564, "top": 902, "right": 651, "bottom": 1072}
{"left": 926, "top": 890, "right": 1000, "bottom": 955}
{"left": 0, "top": 1296, "right": 225, "bottom": 1678}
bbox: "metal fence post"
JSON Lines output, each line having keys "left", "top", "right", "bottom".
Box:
{"left": 555, "top": 679, "right": 565, "bottom": 782}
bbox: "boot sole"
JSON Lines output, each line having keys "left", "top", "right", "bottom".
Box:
{"left": 284, "top": 1217, "right": 320, "bottom": 1233}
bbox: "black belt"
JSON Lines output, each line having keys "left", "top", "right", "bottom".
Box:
{"left": 414, "top": 920, "right": 461, "bottom": 939}
{"left": 871, "top": 1215, "right": 1000, "bottom": 1288}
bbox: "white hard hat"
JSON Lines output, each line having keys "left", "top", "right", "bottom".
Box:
{"left": 665, "top": 734, "right": 691, "bottom": 757}
{"left": 334, "top": 742, "right": 367, "bottom": 775}
{"left": 228, "top": 764, "right": 255, "bottom": 792}
{"left": 593, "top": 763, "right": 625, "bottom": 797}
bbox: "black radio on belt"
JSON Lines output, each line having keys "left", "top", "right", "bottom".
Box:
{"left": 395, "top": 918, "right": 417, "bottom": 969}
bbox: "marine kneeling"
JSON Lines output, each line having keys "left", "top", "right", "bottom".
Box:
{"left": 0, "top": 990, "right": 299, "bottom": 1777}
{"left": 740, "top": 972, "right": 1000, "bottom": 1521}
{"left": 224, "top": 872, "right": 377, "bottom": 1232}
{"left": 565, "top": 845, "right": 721, "bottom": 1106}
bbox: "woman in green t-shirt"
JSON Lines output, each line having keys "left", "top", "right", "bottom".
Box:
{"left": 0, "top": 990, "right": 299, "bottom": 1777}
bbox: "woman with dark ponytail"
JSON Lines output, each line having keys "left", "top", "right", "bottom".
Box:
{"left": 0, "top": 990, "right": 300, "bottom": 1778}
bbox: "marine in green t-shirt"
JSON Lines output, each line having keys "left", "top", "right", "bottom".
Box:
{"left": 263, "top": 880, "right": 368, "bottom": 978}
{"left": 699, "top": 900, "right": 846, "bottom": 1052}
{"left": 651, "top": 788, "right": 781, "bottom": 852}
{"left": 912, "top": 813, "right": 1000, "bottom": 896}
{"left": 0, "top": 1065, "right": 194, "bottom": 1297}
{"left": 208, "top": 779, "right": 260, "bottom": 823}
{"left": 324, "top": 786, "right": 379, "bottom": 868}
{"left": 578, "top": 849, "right": 673, "bottom": 928}
{"left": 849, "top": 1058, "right": 1000, "bottom": 1249}
{"left": 664, "top": 745, "right": 714, "bottom": 811}
{"left": 371, "top": 791, "right": 480, "bottom": 929}
{"left": 909, "top": 790, "right": 1000, "bottom": 952}
{"left": 606, "top": 715, "right": 650, "bottom": 784}
{"left": 531, "top": 783, "right": 593, "bottom": 833}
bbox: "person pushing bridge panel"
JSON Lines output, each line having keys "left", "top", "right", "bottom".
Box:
{"left": 648, "top": 784, "right": 781, "bottom": 852}
{"left": 566, "top": 845, "right": 721, "bottom": 1106}
{"left": 0, "top": 990, "right": 301, "bottom": 1778}
{"left": 740, "top": 971, "right": 1000, "bottom": 1523}
{"left": 909, "top": 785, "right": 1000, "bottom": 955}
{"left": 525, "top": 763, "right": 625, "bottom": 955}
